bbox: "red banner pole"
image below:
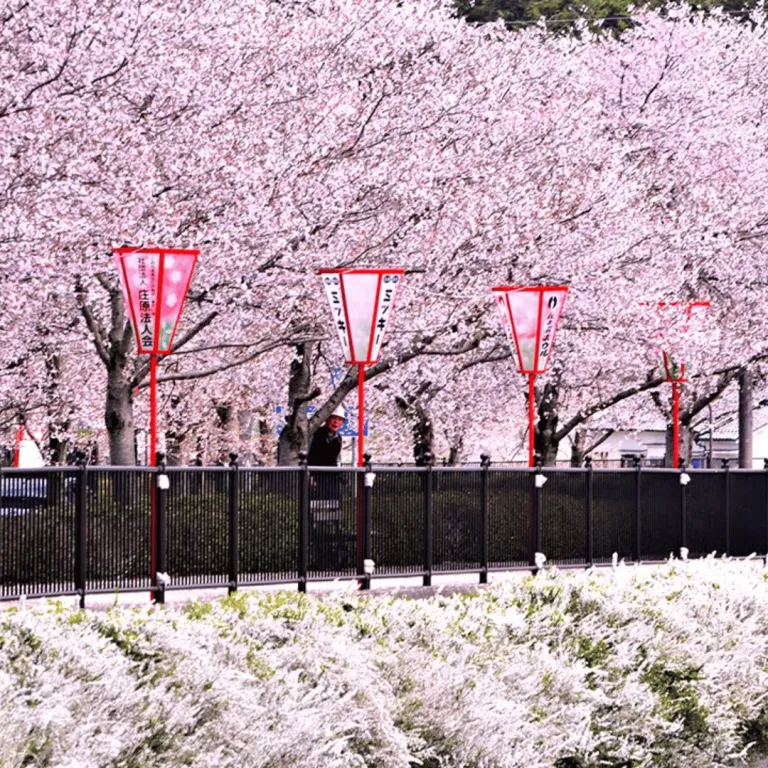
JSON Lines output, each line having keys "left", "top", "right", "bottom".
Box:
{"left": 150, "top": 353, "right": 158, "bottom": 601}
{"left": 672, "top": 380, "right": 680, "bottom": 468}
{"left": 12, "top": 424, "right": 23, "bottom": 467}
{"left": 150, "top": 354, "right": 158, "bottom": 467}
{"left": 528, "top": 373, "right": 536, "bottom": 468}
{"left": 357, "top": 364, "right": 365, "bottom": 467}
{"left": 356, "top": 364, "right": 366, "bottom": 586}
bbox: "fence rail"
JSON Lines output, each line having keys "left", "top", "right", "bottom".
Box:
{"left": 2, "top": 458, "right": 767, "bottom": 605}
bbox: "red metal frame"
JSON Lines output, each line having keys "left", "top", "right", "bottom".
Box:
{"left": 155, "top": 255, "right": 166, "bottom": 354}
{"left": 646, "top": 300, "right": 710, "bottom": 466}
{"left": 12, "top": 424, "right": 23, "bottom": 468}
{"left": 491, "top": 285, "right": 568, "bottom": 375}
{"left": 662, "top": 351, "right": 688, "bottom": 384}
{"left": 492, "top": 286, "right": 568, "bottom": 467}
{"left": 672, "top": 380, "right": 681, "bottom": 468}
{"left": 318, "top": 267, "right": 405, "bottom": 469}
{"left": 318, "top": 268, "right": 406, "bottom": 367}
{"left": 505, "top": 293, "right": 527, "bottom": 375}
{"left": 114, "top": 247, "right": 199, "bottom": 356}
{"left": 533, "top": 290, "right": 545, "bottom": 374}
{"left": 366, "top": 277, "right": 384, "bottom": 363}
{"left": 319, "top": 267, "right": 405, "bottom": 590}
{"left": 114, "top": 246, "right": 199, "bottom": 602}
{"left": 528, "top": 374, "right": 536, "bottom": 468}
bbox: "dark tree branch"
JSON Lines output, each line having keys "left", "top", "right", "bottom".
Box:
{"left": 309, "top": 332, "right": 486, "bottom": 432}
{"left": 75, "top": 290, "right": 109, "bottom": 366}
{"left": 24, "top": 56, "right": 69, "bottom": 103}
{"left": 133, "top": 312, "right": 220, "bottom": 386}
{"left": 141, "top": 333, "right": 322, "bottom": 387}
{"left": 682, "top": 369, "right": 740, "bottom": 426}
{"left": 554, "top": 374, "right": 666, "bottom": 443}
{"left": 584, "top": 429, "right": 615, "bottom": 456}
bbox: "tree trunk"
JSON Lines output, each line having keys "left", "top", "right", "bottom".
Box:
{"left": 395, "top": 390, "right": 435, "bottom": 466}
{"left": 540, "top": 439, "right": 559, "bottom": 466}
{"left": 535, "top": 379, "right": 560, "bottom": 466}
{"left": 570, "top": 429, "right": 586, "bottom": 467}
{"left": 664, "top": 424, "right": 674, "bottom": 468}
{"left": 664, "top": 423, "right": 692, "bottom": 468}
{"left": 739, "top": 367, "right": 753, "bottom": 468}
{"left": 277, "top": 341, "right": 317, "bottom": 466}
{"left": 105, "top": 366, "right": 136, "bottom": 465}
{"left": 237, "top": 407, "right": 255, "bottom": 464}
{"left": 446, "top": 432, "right": 463, "bottom": 465}
{"left": 409, "top": 404, "right": 434, "bottom": 466}
{"left": 47, "top": 423, "right": 70, "bottom": 466}
{"left": 165, "top": 431, "right": 183, "bottom": 466}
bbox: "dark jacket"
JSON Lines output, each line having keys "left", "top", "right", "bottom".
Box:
{"left": 308, "top": 425, "right": 342, "bottom": 501}
{"left": 307, "top": 425, "right": 342, "bottom": 467}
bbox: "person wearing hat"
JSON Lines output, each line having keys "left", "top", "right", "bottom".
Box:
{"left": 307, "top": 404, "right": 348, "bottom": 570}
{"left": 307, "top": 404, "right": 346, "bottom": 468}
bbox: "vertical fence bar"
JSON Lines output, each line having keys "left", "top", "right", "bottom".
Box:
{"left": 633, "top": 457, "right": 642, "bottom": 562}
{"left": 479, "top": 454, "right": 490, "bottom": 584}
{"left": 298, "top": 452, "right": 309, "bottom": 593}
{"left": 361, "top": 454, "right": 373, "bottom": 591}
{"left": 75, "top": 463, "right": 87, "bottom": 609}
{"left": 764, "top": 459, "right": 768, "bottom": 561}
{"left": 228, "top": 453, "right": 239, "bottom": 595}
{"left": 531, "top": 462, "right": 542, "bottom": 571}
{"left": 423, "top": 458, "right": 433, "bottom": 587}
{"left": 155, "top": 457, "right": 168, "bottom": 605}
{"left": 723, "top": 459, "right": 731, "bottom": 556}
{"left": 585, "top": 457, "right": 594, "bottom": 566}
{"left": 680, "top": 464, "right": 687, "bottom": 552}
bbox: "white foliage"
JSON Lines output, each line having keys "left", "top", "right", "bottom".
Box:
{"left": 1, "top": 558, "right": 768, "bottom": 766}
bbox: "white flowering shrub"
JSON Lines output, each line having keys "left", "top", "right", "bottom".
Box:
{"left": 1, "top": 556, "right": 768, "bottom": 767}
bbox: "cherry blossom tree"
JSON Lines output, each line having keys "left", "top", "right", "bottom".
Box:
{"left": 3, "top": 1, "right": 768, "bottom": 466}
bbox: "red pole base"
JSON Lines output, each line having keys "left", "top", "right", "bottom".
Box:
{"left": 356, "top": 365, "right": 365, "bottom": 587}
{"left": 150, "top": 354, "right": 158, "bottom": 602}
{"left": 672, "top": 381, "right": 680, "bottom": 469}
{"left": 528, "top": 374, "right": 536, "bottom": 468}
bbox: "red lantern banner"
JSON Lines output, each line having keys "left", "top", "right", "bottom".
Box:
{"left": 114, "top": 247, "right": 198, "bottom": 355}
{"left": 319, "top": 268, "right": 405, "bottom": 365}
{"left": 647, "top": 300, "right": 710, "bottom": 382}
{"left": 492, "top": 285, "right": 568, "bottom": 374}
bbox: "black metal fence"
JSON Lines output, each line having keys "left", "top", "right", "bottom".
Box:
{"left": 2, "top": 457, "right": 767, "bottom": 604}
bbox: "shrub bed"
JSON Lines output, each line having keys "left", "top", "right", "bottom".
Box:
{"left": 1, "top": 555, "right": 767, "bottom": 766}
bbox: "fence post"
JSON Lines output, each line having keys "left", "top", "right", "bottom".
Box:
{"left": 155, "top": 453, "right": 168, "bottom": 605}
{"left": 480, "top": 454, "right": 490, "bottom": 584}
{"left": 764, "top": 459, "right": 768, "bottom": 562}
{"left": 74, "top": 462, "right": 87, "bottom": 609}
{"left": 423, "top": 452, "right": 433, "bottom": 587}
{"left": 530, "top": 457, "right": 543, "bottom": 572}
{"left": 228, "top": 453, "right": 239, "bottom": 595}
{"left": 361, "top": 453, "right": 374, "bottom": 591}
{"left": 585, "top": 456, "right": 594, "bottom": 567}
{"left": 722, "top": 458, "right": 731, "bottom": 556}
{"left": 632, "top": 456, "right": 642, "bottom": 562}
{"left": 679, "top": 460, "right": 688, "bottom": 552}
{"left": 298, "top": 451, "right": 309, "bottom": 593}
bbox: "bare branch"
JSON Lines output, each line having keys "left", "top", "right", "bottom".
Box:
{"left": 584, "top": 429, "right": 615, "bottom": 456}
{"left": 24, "top": 56, "right": 69, "bottom": 103}
{"left": 309, "top": 332, "right": 487, "bottom": 432}
{"left": 554, "top": 375, "right": 666, "bottom": 442}
{"left": 140, "top": 335, "right": 290, "bottom": 387}
{"left": 133, "top": 311, "right": 220, "bottom": 385}
{"left": 682, "top": 369, "right": 739, "bottom": 425}
{"left": 75, "top": 288, "right": 109, "bottom": 365}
